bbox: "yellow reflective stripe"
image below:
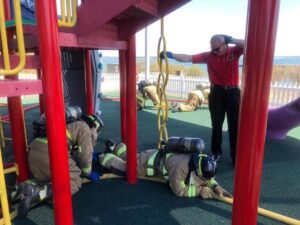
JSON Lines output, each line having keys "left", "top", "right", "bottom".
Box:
{"left": 146, "top": 151, "right": 158, "bottom": 176}
{"left": 165, "top": 153, "right": 172, "bottom": 159}
{"left": 197, "top": 154, "right": 207, "bottom": 176}
{"left": 81, "top": 166, "right": 91, "bottom": 175}
{"left": 208, "top": 178, "right": 218, "bottom": 188}
{"left": 101, "top": 153, "right": 115, "bottom": 167}
{"left": 188, "top": 185, "right": 196, "bottom": 197}
{"left": 66, "top": 130, "right": 73, "bottom": 141}
{"left": 116, "top": 145, "right": 126, "bottom": 157}
{"left": 181, "top": 181, "right": 196, "bottom": 197}
{"left": 180, "top": 181, "right": 186, "bottom": 188}
{"left": 35, "top": 138, "right": 48, "bottom": 144}
{"left": 94, "top": 121, "right": 100, "bottom": 130}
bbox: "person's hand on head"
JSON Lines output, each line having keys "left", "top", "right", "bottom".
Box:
{"left": 221, "top": 35, "right": 233, "bottom": 44}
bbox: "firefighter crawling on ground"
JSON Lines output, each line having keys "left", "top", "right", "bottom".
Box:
{"left": 136, "top": 80, "right": 160, "bottom": 110}
{"left": 95, "top": 137, "right": 232, "bottom": 199}
{"left": 170, "top": 83, "right": 210, "bottom": 112}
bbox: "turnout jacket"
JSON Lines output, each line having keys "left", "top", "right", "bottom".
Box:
{"left": 28, "top": 121, "right": 96, "bottom": 194}
{"left": 137, "top": 150, "right": 218, "bottom": 198}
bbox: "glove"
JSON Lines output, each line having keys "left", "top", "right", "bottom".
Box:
{"left": 222, "top": 35, "right": 234, "bottom": 44}
{"left": 86, "top": 171, "right": 100, "bottom": 183}
{"left": 159, "top": 51, "right": 174, "bottom": 59}
{"left": 199, "top": 186, "right": 218, "bottom": 199}
{"left": 92, "top": 152, "right": 102, "bottom": 163}
{"left": 213, "top": 185, "right": 233, "bottom": 198}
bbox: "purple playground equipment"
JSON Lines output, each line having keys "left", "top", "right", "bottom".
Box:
{"left": 266, "top": 96, "right": 300, "bottom": 139}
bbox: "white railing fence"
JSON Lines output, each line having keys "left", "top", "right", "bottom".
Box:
{"left": 1, "top": 72, "right": 298, "bottom": 108}
{"left": 101, "top": 72, "right": 300, "bottom": 108}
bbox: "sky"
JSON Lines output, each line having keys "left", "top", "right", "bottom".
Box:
{"left": 102, "top": 0, "right": 300, "bottom": 57}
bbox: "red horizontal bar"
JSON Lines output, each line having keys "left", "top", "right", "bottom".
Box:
{"left": 59, "top": 31, "right": 127, "bottom": 49}
{"left": 76, "top": 0, "right": 137, "bottom": 36}
{"left": 0, "top": 80, "right": 42, "bottom": 97}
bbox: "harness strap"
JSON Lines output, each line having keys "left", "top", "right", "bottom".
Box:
{"left": 146, "top": 151, "right": 172, "bottom": 178}
{"left": 184, "top": 154, "right": 196, "bottom": 185}
{"left": 35, "top": 129, "right": 80, "bottom": 153}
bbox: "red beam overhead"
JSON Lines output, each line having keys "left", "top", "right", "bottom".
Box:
{"left": 76, "top": 0, "right": 138, "bottom": 36}
{"left": 118, "top": 0, "right": 191, "bottom": 40}
{"left": 0, "top": 80, "right": 42, "bottom": 97}
{"left": 59, "top": 31, "right": 127, "bottom": 49}
{"left": 158, "top": 0, "right": 191, "bottom": 17}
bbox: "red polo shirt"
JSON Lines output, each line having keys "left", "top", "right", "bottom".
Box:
{"left": 192, "top": 46, "right": 243, "bottom": 86}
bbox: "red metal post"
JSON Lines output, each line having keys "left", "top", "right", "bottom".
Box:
{"left": 119, "top": 50, "right": 127, "bottom": 143}
{"left": 232, "top": 1, "right": 280, "bottom": 225}
{"left": 37, "top": 69, "right": 45, "bottom": 115}
{"left": 125, "top": 35, "right": 137, "bottom": 184}
{"left": 84, "top": 49, "right": 94, "bottom": 114}
{"left": 7, "top": 96, "right": 29, "bottom": 181}
{"left": 3, "top": 0, "right": 11, "bottom": 20}
{"left": 35, "top": 1, "right": 73, "bottom": 225}
{"left": 5, "top": 0, "right": 29, "bottom": 180}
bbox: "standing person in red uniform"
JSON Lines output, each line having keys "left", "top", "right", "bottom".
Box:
{"left": 161, "top": 34, "right": 245, "bottom": 165}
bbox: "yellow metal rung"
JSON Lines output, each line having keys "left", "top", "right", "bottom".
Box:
{"left": 0, "top": 209, "right": 17, "bottom": 225}
{"left": 58, "top": 0, "right": 77, "bottom": 27}
{"left": 0, "top": 145, "right": 12, "bottom": 224}
{"left": 0, "top": 0, "right": 26, "bottom": 75}
{"left": 4, "top": 164, "right": 18, "bottom": 175}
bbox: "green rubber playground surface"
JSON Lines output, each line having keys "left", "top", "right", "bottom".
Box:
{"left": 1, "top": 93, "right": 300, "bottom": 225}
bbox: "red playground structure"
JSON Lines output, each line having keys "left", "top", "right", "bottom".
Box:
{"left": 0, "top": 0, "right": 284, "bottom": 224}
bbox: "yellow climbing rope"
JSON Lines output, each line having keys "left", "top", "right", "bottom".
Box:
{"left": 156, "top": 18, "right": 169, "bottom": 149}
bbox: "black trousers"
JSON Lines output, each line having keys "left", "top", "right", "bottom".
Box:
{"left": 208, "top": 86, "right": 240, "bottom": 161}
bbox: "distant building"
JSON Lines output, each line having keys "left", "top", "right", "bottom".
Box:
{"left": 107, "top": 64, "right": 119, "bottom": 73}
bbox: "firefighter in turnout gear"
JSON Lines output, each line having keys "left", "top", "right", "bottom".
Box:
{"left": 9, "top": 108, "right": 103, "bottom": 218}
{"left": 136, "top": 80, "right": 160, "bottom": 110}
{"left": 170, "top": 83, "right": 210, "bottom": 112}
{"left": 97, "top": 137, "right": 232, "bottom": 199}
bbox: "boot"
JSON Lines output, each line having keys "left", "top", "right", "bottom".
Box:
{"left": 113, "top": 143, "right": 127, "bottom": 160}
{"left": 16, "top": 180, "right": 52, "bottom": 218}
{"left": 99, "top": 153, "right": 126, "bottom": 177}
{"left": 104, "top": 139, "right": 117, "bottom": 154}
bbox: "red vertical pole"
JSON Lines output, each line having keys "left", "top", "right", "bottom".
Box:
{"left": 35, "top": 1, "right": 73, "bottom": 225}
{"left": 37, "top": 69, "right": 45, "bottom": 115}
{"left": 4, "top": 0, "right": 29, "bottom": 181}
{"left": 125, "top": 35, "right": 137, "bottom": 184}
{"left": 232, "top": 1, "right": 280, "bottom": 225}
{"left": 3, "top": 0, "right": 11, "bottom": 19}
{"left": 85, "top": 49, "right": 94, "bottom": 114}
{"left": 119, "top": 50, "right": 127, "bottom": 143}
{"left": 7, "top": 97, "right": 29, "bottom": 181}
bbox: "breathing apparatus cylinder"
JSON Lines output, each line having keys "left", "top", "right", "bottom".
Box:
{"left": 65, "top": 106, "right": 82, "bottom": 123}
{"left": 166, "top": 137, "right": 205, "bottom": 153}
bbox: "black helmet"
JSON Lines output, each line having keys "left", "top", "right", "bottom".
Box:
{"left": 138, "top": 80, "right": 148, "bottom": 93}
{"left": 194, "top": 153, "right": 217, "bottom": 179}
{"left": 65, "top": 106, "right": 82, "bottom": 123}
{"left": 81, "top": 114, "right": 104, "bottom": 133}
{"left": 32, "top": 114, "right": 47, "bottom": 138}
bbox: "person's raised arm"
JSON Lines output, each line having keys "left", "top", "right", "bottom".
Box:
{"left": 231, "top": 38, "right": 245, "bottom": 49}
{"left": 160, "top": 51, "right": 193, "bottom": 62}
{"left": 222, "top": 35, "right": 245, "bottom": 49}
